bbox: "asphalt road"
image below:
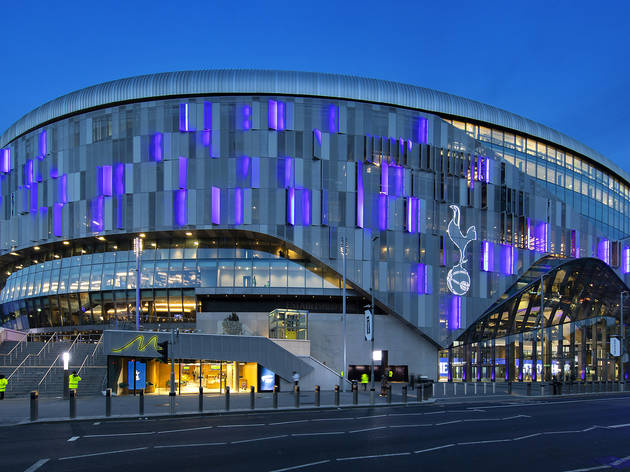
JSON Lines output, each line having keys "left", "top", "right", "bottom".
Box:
{"left": 7, "top": 394, "right": 630, "bottom": 472}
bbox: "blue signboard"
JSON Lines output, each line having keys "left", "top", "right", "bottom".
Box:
{"left": 259, "top": 366, "right": 275, "bottom": 391}
{"left": 127, "top": 360, "right": 146, "bottom": 390}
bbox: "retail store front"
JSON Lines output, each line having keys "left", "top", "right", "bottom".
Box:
{"left": 103, "top": 329, "right": 309, "bottom": 395}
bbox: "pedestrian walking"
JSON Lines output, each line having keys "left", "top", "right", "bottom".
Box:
{"left": 360, "top": 372, "right": 369, "bottom": 391}
{"left": 292, "top": 371, "right": 300, "bottom": 387}
{"left": 0, "top": 374, "right": 7, "bottom": 400}
{"left": 69, "top": 371, "right": 82, "bottom": 393}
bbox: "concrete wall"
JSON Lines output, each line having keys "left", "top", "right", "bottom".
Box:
{"left": 197, "top": 311, "right": 438, "bottom": 381}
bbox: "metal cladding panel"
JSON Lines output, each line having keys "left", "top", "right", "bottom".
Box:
{"left": 1, "top": 70, "right": 625, "bottom": 184}
{"left": 103, "top": 330, "right": 312, "bottom": 381}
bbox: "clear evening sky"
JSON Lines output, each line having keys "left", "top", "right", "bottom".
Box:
{"left": 1, "top": 1, "right": 628, "bottom": 173}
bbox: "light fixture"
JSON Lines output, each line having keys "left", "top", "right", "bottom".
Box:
{"left": 185, "top": 232, "right": 192, "bottom": 236}
{"left": 193, "top": 241, "right": 199, "bottom": 246}
{"left": 62, "top": 352, "right": 70, "bottom": 370}
{"left": 10, "top": 252, "right": 18, "bottom": 256}
{"left": 373, "top": 350, "right": 383, "bottom": 361}
{"left": 34, "top": 246, "right": 40, "bottom": 251}
{"left": 54, "top": 254, "right": 60, "bottom": 259}
{"left": 113, "top": 245, "right": 118, "bottom": 249}
{"left": 151, "top": 242, "right": 157, "bottom": 247}
{"left": 62, "top": 241, "right": 70, "bottom": 245}
{"left": 97, "top": 236, "right": 106, "bottom": 241}
{"left": 139, "top": 233, "right": 146, "bottom": 238}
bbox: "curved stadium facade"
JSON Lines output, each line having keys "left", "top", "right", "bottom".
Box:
{"left": 1, "top": 70, "right": 629, "bottom": 384}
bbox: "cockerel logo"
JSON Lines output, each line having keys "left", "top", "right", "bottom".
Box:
{"left": 446, "top": 205, "right": 476, "bottom": 295}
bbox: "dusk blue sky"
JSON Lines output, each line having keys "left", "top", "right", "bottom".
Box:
{"left": 2, "top": 1, "right": 629, "bottom": 173}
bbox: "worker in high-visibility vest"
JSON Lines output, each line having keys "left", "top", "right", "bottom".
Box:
{"left": 360, "top": 373, "right": 369, "bottom": 391}
{"left": 0, "top": 374, "right": 7, "bottom": 400}
{"left": 69, "top": 371, "right": 82, "bottom": 391}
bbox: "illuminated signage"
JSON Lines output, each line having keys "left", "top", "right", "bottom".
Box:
{"left": 112, "top": 335, "right": 162, "bottom": 355}
{"left": 446, "top": 205, "right": 476, "bottom": 296}
{"left": 259, "top": 367, "right": 275, "bottom": 391}
{"left": 127, "top": 361, "right": 146, "bottom": 390}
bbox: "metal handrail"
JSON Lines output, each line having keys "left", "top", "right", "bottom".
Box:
{"left": 6, "top": 353, "right": 33, "bottom": 383}
{"left": 32, "top": 332, "right": 57, "bottom": 360}
{"left": 77, "top": 334, "right": 103, "bottom": 375}
{"left": 0, "top": 333, "right": 28, "bottom": 364}
{"left": 37, "top": 352, "right": 61, "bottom": 391}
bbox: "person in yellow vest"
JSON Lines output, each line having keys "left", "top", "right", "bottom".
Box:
{"left": 0, "top": 374, "right": 7, "bottom": 400}
{"left": 69, "top": 371, "right": 82, "bottom": 392}
{"left": 388, "top": 369, "right": 394, "bottom": 380}
{"left": 360, "top": 373, "right": 369, "bottom": 391}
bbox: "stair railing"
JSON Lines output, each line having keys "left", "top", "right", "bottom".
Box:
{"left": 77, "top": 333, "right": 103, "bottom": 376}
{"left": 0, "top": 333, "right": 28, "bottom": 365}
{"left": 37, "top": 352, "right": 62, "bottom": 393}
{"left": 30, "top": 332, "right": 57, "bottom": 365}
{"left": 6, "top": 353, "right": 33, "bottom": 391}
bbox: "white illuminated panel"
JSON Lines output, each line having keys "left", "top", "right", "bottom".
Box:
{"left": 446, "top": 205, "right": 476, "bottom": 296}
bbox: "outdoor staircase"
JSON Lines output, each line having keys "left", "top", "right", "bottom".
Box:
{"left": 0, "top": 336, "right": 107, "bottom": 398}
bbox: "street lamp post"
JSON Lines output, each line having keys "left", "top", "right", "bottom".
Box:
{"left": 370, "top": 235, "right": 379, "bottom": 395}
{"left": 133, "top": 236, "right": 143, "bottom": 331}
{"left": 621, "top": 291, "right": 629, "bottom": 387}
{"left": 341, "top": 235, "right": 348, "bottom": 392}
{"left": 534, "top": 274, "right": 546, "bottom": 382}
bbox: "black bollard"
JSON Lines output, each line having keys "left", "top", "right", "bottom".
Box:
{"left": 294, "top": 385, "right": 300, "bottom": 408}
{"left": 250, "top": 386, "right": 255, "bottom": 410}
{"left": 69, "top": 390, "right": 77, "bottom": 419}
{"left": 139, "top": 389, "right": 144, "bottom": 416}
{"left": 334, "top": 385, "right": 340, "bottom": 406}
{"left": 30, "top": 391, "right": 38, "bottom": 422}
{"left": 225, "top": 386, "right": 230, "bottom": 411}
{"left": 352, "top": 382, "right": 358, "bottom": 405}
{"left": 402, "top": 385, "right": 407, "bottom": 404}
{"left": 273, "top": 385, "right": 278, "bottom": 409}
{"left": 417, "top": 384, "right": 423, "bottom": 403}
{"left": 507, "top": 382, "right": 512, "bottom": 394}
{"left": 387, "top": 385, "right": 392, "bottom": 403}
{"left": 315, "top": 385, "right": 320, "bottom": 407}
{"left": 105, "top": 388, "right": 112, "bottom": 417}
{"left": 527, "top": 382, "right": 532, "bottom": 396}
{"left": 169, "top": 391, "right": 176, "bottom": 415}
{"left": 199, "top": 386, "right": 204, "bottom": 412}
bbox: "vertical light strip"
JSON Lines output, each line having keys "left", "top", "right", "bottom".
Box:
{"left": 381, "top": 162, "right": 389, "bottom": 195}
{"left": 277, "top": 101, "right": 286, "bottom": 131}
{"left": 91, "top": 196, "right": 104, "bottom": 232}
{"left": 356, "top": 161, "right": 364, "bottom": 228}
{"left": 178, "top": 157, "right": 188, "bottom": 189}
{"left": 234, "top": 188, "right": 243, "bottom": 225}
{"left": 114, "top": 163, "right": 125, "bottom": 195}
{"left": 623, "top": 247, "right": 630, "bottom": 274}
{"left": 59, "top": 174, "right": 68, "bottom": 204}
{"left": 268, "top": 100, "right": 278, "bottom": 130}
{"left": 53, "top": 203, "right": 63, "bottom": 237}
{"left": 25, "top": 159, "right": 33, "bottom": 186}
{"left": 211, "top": 186, "right": 220, "bottom": 224}
{"left": 378, "top": 194, "right": 388, "bottom": 231}
{"left": 102, "top": 165, "right": 113, "bottom": 196}
{"left": 30, "top": 183, "right": 38, "bottom": 213}
{"left": 0, "top": 149, "right": 9, "bottom": 173}
{"left": 39, "top": 130, "right": 47, "bottom": 157}
{"left": 287, "top": 187, "right": 295, "bottom": 226}
{"left": 179, "top": 104, "right": 189, "bottom": 132}
{"left": 174, "top": 189, "right": 187, "bottom": 226}
{"left": 416, "top": 263, "right": 425, "bottom": 294}
{"left": 302, "top": 189, "right": 312, "bottom": 226}
{"left": 204, "top": 101, "right": 212, "bottom": 130}
{"left": 328, "top": 104, "right": 339, "bottom": 133}
{"left": 151, "top": 133, "right": 163, "bottom": 162}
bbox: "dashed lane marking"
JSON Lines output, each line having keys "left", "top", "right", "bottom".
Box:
{"left": 218, "top": 423, "right": 265, "bottom": 428}
{"left": 67, "top": 436, "right": 80, "bottom": 442}
{"left": 269, "top": 459, "right": 331, "bottom": 472}
{"left": 269, "top": 420, "right": 310, "bottom": 425}
{"left": 154, "top": 442, "right": 226, "bottom": 448}
{"left": 291, "top": 432, "right": 345, "bottom": 437}
{"left": 349, "top": 426, "right": 387, "bottom": 433}
{"left": 414, "top": 444, "right": 455, "bottom": 454}
{"left": 157, "top": 425, "right": 213, "bottom": 434}
{"left": 24, "top": 459, "right": 49, "bottom": 472}
{"left": 59, "top": 447, "right": 149, "bottom": 461}
{"left": 231, "top": 434, "right": 288, "bottom": 444}
{"left": 82, "top": 431, "right": 155, "bottom": 438}
{"left": 337, "top": 452, "right": 412, "bottom": 462}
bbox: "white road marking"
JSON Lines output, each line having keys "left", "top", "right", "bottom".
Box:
{"left": 513, "top": 433, "right": 542, "bottom": 440}
{"left": 154, "top": 442, "right": 226, "bottom": 448}
{"left": 414, "top": 444, "right": 455, "bottom": 454}
{"left": 463, "top": 418, "right": 501, "bottom": 422}
{"left": 231, "top": 434, "right": 288, "bottom": 444}
{"left": 389, "top": 424, "right": 433, "bottom": 428}
{"left": 291, "top": 432, "right": 345, "bottom": 437}
{"left": 561, "top": 466, "right": 611, "bottom": 472}
{"left": 436, "top": 420, "right": 462, "bottom": 425}
{"left": 270, "top": 459, "right": 331, "bottom": 472}
{"left": 481, "top": 396, "right": 630, "bottom": 409}
{"left": 82, "top": 431, "right": 155, "bottom": 438}
{"left": 337, "top": 452, "right": 411, "bottom": 461}
{"left": 355, "top": 414, "right": 388, "bottom": 419}
{"left": 609, "top": 455, "right": 630, "bottom": 466}
{"left": 24, "top": 458, "right": 49, "bottom": 472}
{"left": 349, "top": 426, "right": 387, "bottom": 433}
{"left": 93, "top": 422, "right": 101, "bottom": 425}
{"left": 269, "top": 420, "right": 310, "bottom": 425}
{"left": 608, "top": 423, "right": 630, "bottom": 429}
{"left": 218, "top": 423, "right": 265, "bottom": 428}
{"left": 424, "top": 411, "right": 447, "bottom": 415}
{"left": 458, "top": 439, "right": 512, "bottom": 445}
{"left": 311, "top": 417, "right": 355, "bottom": 422}
{"left": 59, "top": 447, "right": 149, "bottom": 461}
{"left": 67, "top": 436, "right": 80, "bottom": 442}
{"left": 157, "top": 425, "right": 213, "bottom": 434}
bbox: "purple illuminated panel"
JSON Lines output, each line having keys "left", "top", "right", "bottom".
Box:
{"left": 174, "top": 189, "right": 187, "bottom": 226}
{"left": 101, "top": 165, "right": 113, "bottom": 196}
{"left": 58, "top": 174, "right": 68, "bottom": 204}
{"left": 268, "top": 100, "right": 278, "bottom": 130}
{"left": 151, "top": 133, "right": 163, "bottom": 162}
{"left": 287, "top": 187, "right": 295, "bottom": 226}
{"left": 501, "top": 244, "right": 516, "bottom": 275}
{"left": 39, "top": 130, "right": 47, "bottom": 157}
{"left": 623, "top": 247, "right": 630, "bottom": 274}
{"left": 204, "top": 101, "right": 212, "bottom": 130}
{"left": 0, "top": 149, "right": 9, "bottom": 173}
{"left": 570, "top": 230, "right": 579, "bottom": 258}
{"left": 392, "top": 164, "right": 403, "bottom": 197}
{"left": 234, "top": 188, "right": 243, "bottom": 226}
{"left": 114, "top": 164, "right": 124, "bottom": 195}
{"left": 481, "top": 241, "right": 494, "bottom": 272}
{"left": 416, "top": 117, "right": 428, "bottom": 144}
{"left": 30, "top": 183, "right": 38, "bottom": 213}
{"left": 238, "top": 156, "right": 251, "bottom": 183}
{"left": 25, "top": 160, "right": 33, "bottom": 186}
{"left": 381, "top": 162, "right": 389, "bottom": 195}
{"left": 313, "top": 128, "right": 322, "bottom": 145}
{"left": 178, "top": 157, "right": 188, "bottom": 189}
{"left": 212, "top": 186, "right": 220, "bottom": 224}
{"left": 356, "top": 162, "right": 364, "bottom": 228}
{"left": 241, "top": 104, "right": 251, "bottom": 130}
{"left": 282, "top": 157, "right": 293, "bottom": 188}
{"left": 179, "top": 104, "right": 190, "bottom": 132}
{"left": 597, "top": 238, "right": 610, "bottom": 265}
{"left": 50, "top": 168, "right": 58, "bottom": 179}
{"left": 91, "top": 196, "right": 104, "bottom": 232}
{"left": 302, "top": 189, "right": 312, "bottom": 226}
{"left": 378, "top": 194, "right": 388, "bottom": 231}
{"left": 535, "top": 222, "right": 548, "bottom": 252}
{"left": 406, "top": 197, "right": 418, "bottom": 233}
{"left": 53, "top": 203, "right": 63, "bottom": 236}
{"left": 416, "top": 263, "right": 426, "bottom": 294}
{"left": 277, "top": 101, "right": 286, "bottom": 131}
{"left": 116, "top": 195, "right": 123, "bottom": 229}
{"left": 449, "top": 296, "right": 461, "bottom": 330}
{"left": 328, "top": 105, "right": 339, "bottom": 133}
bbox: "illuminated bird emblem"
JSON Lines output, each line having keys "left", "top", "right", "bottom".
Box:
{"left": 446, "top": 205, "right": 476, "bottom": 295}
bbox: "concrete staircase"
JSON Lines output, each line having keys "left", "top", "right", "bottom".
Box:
{"left": 0, "top": 336, "right": 107, "bottom": 398}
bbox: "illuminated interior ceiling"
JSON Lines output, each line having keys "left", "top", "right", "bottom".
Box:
{"left": 457, "top": 256, "right": 629, "bottom": 344}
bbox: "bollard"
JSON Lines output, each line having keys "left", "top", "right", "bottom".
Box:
{"left": 453, "top": 382, "right": 457, "bottom": 396}
{"left": 139, "top": 389, "right": 145, "bottom": 416}
{"left": 484, "top": 382, "right": 487, "bottom": 395}
{"left": 105, "top": 388, "right": 112, "bottom": 417}
{"left": 294, "top": 385, "right": 300, "bottom": 408}
{"left": 402, "top": 385, "right": 407, "bottom": 404}
{"left": 507, "top": 382, "right": 512, "bottom": 395}
{"left": 474, "top": 382, "right": 477, "bottom": 395}
{"left": 30, "top": 391, "right": 38, "bottom": 422}
{"left": 527, "top": 382, "right": 532, "bottom": 396}
{"left": 588, "top": 381, "right": 593, "bottom": 393}
{"left": 620, "top": 381, "right": 624, "bottom": 393}
{"left": 443, "top": 382, "right": 446, "bottom": 396}
{"left": 387, "top": 385, "right": 392, "bottom": 404}
{"left": 315, "top": 385, "right": 320, "bottom": 407}
{"left": 169, "top": 391, "right": 176, "bottom": 415}
{"left": 369, "top": 387, "right": 375, "bottom": 405}
{"left": 69, "top": 389, "right": 77, "bottom": 419}
{"left": 418, "top": 384, "right": 423, "bottom": 403}
{"left": 250, "top": 386, "right": 255, "bottom": 410}
{"left": 541, "top": 383, "right": 545, "bottom": 396}
{"left": 334, "top": 385, "right": 340, "bottom": 406}
{"left": 464, "top": 383, "right": 467, "bottom": 395}
{"left": 352, "top": 382, "right": 358, "bottom": 405}
{"left": 199, "top": 386, "right": 204, "bottom": 412}
{"left": 432, "top": 383, "right": 435, "bottom": 397}
{"left": 273, "top": 385, "right": 278, "bottom": 409}
{"left": 492, "top": 382, "right": 496, "bottom": 394}
{"left": 225, "top": 386, "right": 230, "bottom": 411}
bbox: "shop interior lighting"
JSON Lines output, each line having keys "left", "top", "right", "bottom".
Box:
{"left": 97, "top": 236, "right": 106, "bottom": 241}
{"left": 34, "top": 246, "right": 40, "bottom": 251}
{"left": 62, "top": 241, "right": 70, "bottom": 245}
{"left": 185, "top": 232, "right": 192, "bottom": 236}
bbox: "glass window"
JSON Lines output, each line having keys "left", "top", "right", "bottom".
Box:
{"left": 114, "top": 262, "right": 128, "bottom": 288}
{"left": 218, "top": 261, "right": 235, "bottom": 287}
{"left": 198, "top": 260, "right": 217, "bottom": 287}
{"left": 252, "top": 260, "right": 269, "bottom": 288}
{"left": 90, "top": 264, "right": 103, "bottom": 291}
{"left": 154, "top": 261, "right": 169, "bottom": 287}
{"left": 102, "top": 263, "right": 115, "bottom": 289}
{"left": 141, "top": 261, "right": 155, "bottom": 287}
{"left": 168, "top": 259, "right": 183, "bottom": 285}
{"left": 269, "top": 260, "right": 288, "bottom": 287}
{"left": 58, "top": 268, "right": 69, "bottom": 293}
{"left": 288, "top": 262, "right": 305, "bottom": 288}
{"left": 69, "top": 266, "right": 80, "bottom": 292}
{"left": 79, "top": 265, "right": 91, "bottom": 291}
{"left": 234, "top": 261, "right": 253, "bottom": 287}
{"left": 182, "top": 259, "right": 198, "bottom": 286}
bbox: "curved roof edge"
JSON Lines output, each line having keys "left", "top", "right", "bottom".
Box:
{"left": 2, "top": 69, "right": 627, "bottom": 183}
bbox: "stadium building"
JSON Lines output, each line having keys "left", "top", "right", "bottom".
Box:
{"left": 0, "top": 70, "right": 628, "bottom": 393}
